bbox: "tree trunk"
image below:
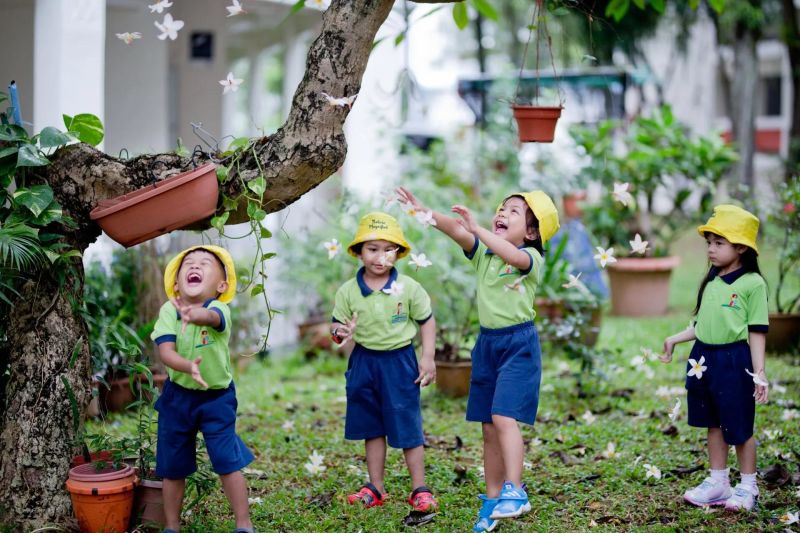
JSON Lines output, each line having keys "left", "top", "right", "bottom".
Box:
{"left": 0, "top": 0, "right": 417, "bottom": 527}
{"left": 781, "top": 0, "right": 800, "bottom": 180}
{"left": 730, "top": 21, "right": 759, "bottom": 190}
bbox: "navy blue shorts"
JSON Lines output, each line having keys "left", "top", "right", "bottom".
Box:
{"left": 345, "top": 343, "right": 423, "bottom": 449}
{"left": 685, "top": 339, "right": 755, "bottom": 445}
{"left": 466, "top": 321, "right": 542, "bottom": 425}
{"left": 155, "top": 379, "right": 254, "bottom": 479}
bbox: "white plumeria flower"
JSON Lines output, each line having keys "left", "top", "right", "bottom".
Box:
{"left": 320, "top": 92, "right": 357, "bottom": 108}
{"left": 780, "top": 511, "right": 799, "bottom": 525}
{"left": 304, "top": 450, "right": 326, "bottom": 476}
{"left": 745, "top": 368, "right": 769, "bottom": 387}
{"left": 668, "top": 398, "right": 681, "bottom": 422}
{"left": 630, "top": 355, "right": 646, "bottom": 367}
{"left": 149, "top": 0, "right": 173, "bottom": 13}
{"left": 415, "top": 210, "right": 437, "bottom": 227}
{"left": 409, "top": 253, "right": 432, "bottom": 270}
{"left": 562, "top": 273, "right": 583, "bottom": 289}
{"left": 154, "top": 13, "right": 184, "bottom": 41}
{"left": 248, "top": 496, "right": 264, "bottom": 505}
{"left": 312, "top": 0, "right": 327, "bottom": 5}
{"left": 612, "top": 182, "right": 633, "bottom": 206}
{"left": 281, "top": 419, "right": 294, "bottom": 431}
{"left": 687, "top": 356, "right": 707, "bottom": 380}
{"left": 323, "top": 238, "right": 340, "bottom": 260}
{"left": 594, "top": 246, "right": 617, "bottom": 268}
{"left": 226, "top": 0, "right": 246, "bottom": 16}
{"left": 220, "top": 72, "right": 244, "bottom": 94}
{"left": 116, "top": 32, "right": 142, "bottom": 45}
{"left": 581, "top": 410, "right": 596, "bottom": 424}
{"left": 602, "top": 442, "right": 618, "bottom": 459}
{"left": 382, "top": 280, "right": 405, "bottom": 296}
{"left": 530, "top": 438, "right": 543, "bottom": 447}
{"left": 377, "top": 248, "right": 398, "bottom": 268}
{"left": 629, "top": 233, "right": 649, "bottom": 255}
{"left": 557, "top": 361, "right": 571, "bottom": 374}
{"left": 504, "top": 276, "right": 526, "bottom": 294}
{"left": 782, "top": 409, "right": 799, "bottom": 421}
{"left": 632, "top": 455, "right": 643, "bottom": 467}
{"left": 763, "top": 429, "right": 782, "bottom": 440}
{"left": 641, "top": 347, "right": 659, "bottom": 361}
{"left": 643, "top": 463, "right": 661, "bottom": 480}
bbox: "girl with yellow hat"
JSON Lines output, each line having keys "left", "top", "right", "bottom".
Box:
{"left": 660, "top": 204, "right": 769, "bottom": 512}
{"left": 331, "top": 212, "right": 439, "bottom": 519}
{"left": 396, "top": 186, "right": 559, "bottom": 531}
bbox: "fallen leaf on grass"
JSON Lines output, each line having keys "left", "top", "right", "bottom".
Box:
{"left": 242, "top": 467, "right": 268, "bottom": 479}
{"left": 550, "top": 450, "right": 579, "bottom": 466}
{"left": 669, "top": 465, "right": 703, "bottom": 477}
{"left": 660, "top": 424, "right": 679, "bottom": 436}
{"left": 306, "top": 491, "right": 334, "bottom": 508}
{"left": 402, "top": 511, "right": 436, "bottom": 527}
{"left": 570, "top": 444, "right": 588, "bottom": 456}
{"left": 423, "top": 434, "right": 463, "bottom": 451}
{"left": 610, "top": 388, "right": 635, "bottom": 400}
{"left": 453, "top": 464, "right": 468, "bottom": 485}
{"left": 579, "top": 474, "right": 601, "bottom": 483}
{"left": 761, "top": 463, "right": 791, "bottom": 487}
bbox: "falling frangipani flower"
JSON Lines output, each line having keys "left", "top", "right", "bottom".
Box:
{"left": 643, "top": 463, "right": 662, "bottom": 480}
{"left": 323, "top": 238, "right": 340, "bottom": 260}
{"left": 220, "top": 72, "right": 244, "bottom": 94}
{"left": 149, "top": 0, "right": 173, "bottom": 13}
{"left": 281, "top": 419, "right": 295, "bottom": 431}
{"left": 594, "top": 247, "right": 617, "bottom": 268}
{"left": 155, "top": 13, "right": 184, "bottom": 41}
{"left": 226, "top": 0, "right": 246, "bottom": 17}
{"left": 382, "top": 280, "right": 405, "bottom": 296}
{"left": 304, "top": 450, "right": 326, "bottom": 476}
{"left": 641, "top": 347, "right": 659, "bottom": 361}
{"left": 782, "top": 409, "right": 799, "bottom": 421}
{"left": 377, "top": 248, "right": 397, "bottom": 268}
{"left": 320, "top": 92, "right": 357, "bottom": 108}
{"left": 602, "top": 442, "right": 618, "bottom": 459}
{"left": 562, "top": 273, "right": 583, "bottom": 289}
{"left": 116, "top": 32, "right": 142, "bottom": 45}
{"left": 630, "top": 355, "right": 646, "bottom": 367}
{"left": 415, "top": 210, "right": 437, "bottom": 227}
{"left": 629, "top": 233, "right": 649, "bottom": 255}
{"left": 504, "top": 276, "right": 526, "bottom": 294}
{"left": 612, "top": 182, "right": 633, "bottom": 206}
{"left": 780, "top": 511, "right": 799, "bottom": 525}
{"left": 581, "top": 410, "right": 596, "bottom": 424}
{"left": 687, "top": 356, "right": 707, "bottom": 380}
{"left": 668, "top": 398, "right": 681, "bottom": 422}
{"left": 745, "top": 368, "right": 769, "bottom": 387}
{"left": 409, "top": 253, "right": 432, "bottom": 270}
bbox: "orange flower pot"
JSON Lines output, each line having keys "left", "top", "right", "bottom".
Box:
{"left": 511, "top": 105, "right": 563, "bottom": 143}
{"left": 90, "top": 162, "right": 218, "bottom": 248}
{"left": 607, "top": 256, "right": 681, "bottom": 316}
{"left": 66, "top": 463, "right": 137, "bottom": 533}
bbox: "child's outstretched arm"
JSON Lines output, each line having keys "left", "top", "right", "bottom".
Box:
{"left": 396, "top": 187, "right": 475, "bottom": 252}
{"left": 451, "top": 205, "right": 531, "bottom": 270}
{"left": 660, "top": 326, "right": 696, "bottom": 363}
{"left": 170, "top": 296, "right": 221, "bottom": 333}
{"left": 748, "top": 331, "right": 768, "bottom": 403}
{"left": 414, "top": 316, "right": 436, "bottom": 387}
{"left": 157, "top": 342, "right": 209, "bottom": 389}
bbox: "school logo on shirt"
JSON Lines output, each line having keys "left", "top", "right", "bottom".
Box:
{"left": 390, "top": 302, "right": 408, "bottom": 324}
{"left": 498, "top": 263, "right": 518, "bottom": 278}
{"left": 722, "top": 293, "right": 740, "bottom": 310}
{"left": 195, "top": 329, "right": 215, "bottom": 348}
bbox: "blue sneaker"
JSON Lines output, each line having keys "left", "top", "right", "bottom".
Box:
{"left": 490, "top": 481, "right": 530, "bottom": 519}
{"left": 473, "top": 494, "right": 499, "bottom": 532}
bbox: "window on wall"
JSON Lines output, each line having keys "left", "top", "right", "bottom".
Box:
{"left": 760, "top": 75, "right": 782, "bottom": 117}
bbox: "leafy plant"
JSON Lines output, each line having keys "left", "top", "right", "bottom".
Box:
{"left": 769, "top": 176, "right": 800, "bottom": 314}
{"left": 571, "top": 106, "right": 738, "bottom": 256}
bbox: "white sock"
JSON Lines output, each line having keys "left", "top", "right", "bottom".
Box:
{"left": 740, "top": 472, "right": 757, "bottom": 491}
{"left": 710, "top": 468, "right": 729, "bottom": 484}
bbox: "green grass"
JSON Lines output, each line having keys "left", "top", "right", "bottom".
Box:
{"left": 93, "top": 234, "right": 800, "bottom": 532}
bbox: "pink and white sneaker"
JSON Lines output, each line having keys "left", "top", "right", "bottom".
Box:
{"left": 683, "top": 477, "right": 731, "bottom": 506}
{"left": 723, "top": 484, "right": 758, "bottom": 511}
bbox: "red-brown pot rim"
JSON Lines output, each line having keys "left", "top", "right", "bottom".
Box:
{"left": 69, "top": 462, "right": 134, "bottom": 482}
{"left": 607, "top": 256, "right": 681, "bottom": 272}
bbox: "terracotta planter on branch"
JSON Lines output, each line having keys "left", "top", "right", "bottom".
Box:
{"left": 90, "top": 162, "right": 218, "bottom": 248}
{"left": 607, "top": 256, "right": 681, "bottom": 316}
{"left": 511, "top": 105, "right": 563, "bottom": 143}
{"left": 766, "top": 313, "right": 800, "bottom": 353}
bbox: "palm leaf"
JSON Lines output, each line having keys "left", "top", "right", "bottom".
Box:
{"left": 0, "top": 223, "right": 44, "bottom": 270}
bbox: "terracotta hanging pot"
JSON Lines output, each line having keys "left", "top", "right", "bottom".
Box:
{"left": 511, "top": 105, "right": 563, "bottom": 143}
{"left": 90, "top": 162, "right": 218, "bottom": 248}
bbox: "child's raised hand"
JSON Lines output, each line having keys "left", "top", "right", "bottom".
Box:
{"left": 169, "top": 296, "right": 194, "bottom": 334}
{"left": 396, "top": 187, "right": 424, "bottom": 211}
{"left": 190, "top": 357, "right": 209, "bottom": 389}
{"left": 335, "top": 312, "right": 358, "bottom": 343}
{"left": 451, "top": 205, "right": 478, "bottom": 233}
{"left": 414, "top": 357, "right": 436, "bottom": 388}
{"left": 660, "top": 338, "right": 674, "bottom": 363}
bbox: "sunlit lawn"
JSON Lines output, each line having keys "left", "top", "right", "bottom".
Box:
{"left": 95, "top": 232, "right": 799, "bottom": 532}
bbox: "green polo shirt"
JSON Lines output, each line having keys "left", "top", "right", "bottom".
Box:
{"left": 151, "top": 299, "right": 233, "bottom": 390}
{"left": 466, "top": 237, "right": 543, "bottom": 329}
{"left": 332, "top": 267, "right": 432, "bottom": 351}
{"left": 695, "top": 268, "right": 769, "bottom": 345}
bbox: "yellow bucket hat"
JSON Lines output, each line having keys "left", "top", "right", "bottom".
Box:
{"left": 501, "top": 191, "right": 561, "bottom": 243}
{"left": 164, "top": 245, "right": 237, "bottom": 303}
{"left": 348, "top": 212, "right": 411, "bottom": 258}
{"left": 697, "top": 204, "right": 760, "bottom": 254}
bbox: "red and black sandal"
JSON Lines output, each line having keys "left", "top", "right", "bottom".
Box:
{"left": 347, "top": 482, "right": 386, "bottom": 508}
{"left": 407, "top": 486, "right": 438, "bottom": 512}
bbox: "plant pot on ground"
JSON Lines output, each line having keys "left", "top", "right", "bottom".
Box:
{"left": 66, "top": 462, "right": 137, "bottom": 533}
{"left": 434, "top": 341, "right": 471, "bottom": 398}
{"left": 99, "top": 371, "right": 167, "bottom": 414}
{"left": 606, "top": 256, "right": 681, "bottom": 316}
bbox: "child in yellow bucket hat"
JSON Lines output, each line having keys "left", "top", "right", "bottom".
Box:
{"left": 331, "top": 212, "right": 439, "bottom": 519}
{"left": 661, "top": 204, "right": 768, "bottom": 512}
{"left": 150, "top": 245, "right": 256, "bottom": 533}
{"left": 395, "top": 187, "right": 558, "bottom": 531}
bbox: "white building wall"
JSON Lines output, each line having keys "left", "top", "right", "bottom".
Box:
{"left": 0, "top": 1, "right": 35, "bottom": 127}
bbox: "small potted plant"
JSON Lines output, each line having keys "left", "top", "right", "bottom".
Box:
{"left": 766, "top": 176, "right": 800, "bottom": 353}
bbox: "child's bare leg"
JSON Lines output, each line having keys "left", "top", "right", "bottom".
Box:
{"left": 403, "top": 445, "right": 425, "bottom": 489}
{"left": 491, "top": 414, "right": 523, "bottom": 488}
{"left": 734, "top": 436, "right": 756, "bottom": 474}
{"left": 220, "top": 470, "right": 253, "bottom": 530}
{"left": 482, "top": 422, "right": 505, "bottom": 498}
{"left": 708, "top": 428, "right": 729, "bottom": 470}
{"left": 162, "top": 477, "right": 186, "bottom": 531}
{"left": 365, "top": 437, "right": 387, "bottom": 493}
